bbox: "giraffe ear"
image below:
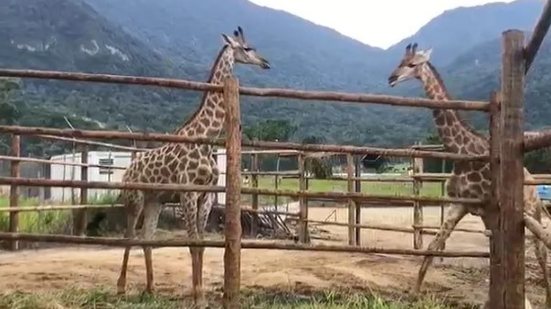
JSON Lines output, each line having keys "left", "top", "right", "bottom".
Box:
{"left": 221, "top": 34, "right": 238, "bottom": 47}
{"left": 420, "top": 48, "right": 433, "bottom": 60}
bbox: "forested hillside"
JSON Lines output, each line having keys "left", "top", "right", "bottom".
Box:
{"left": 0, "top": 0, "right": 549, "bottom": 157}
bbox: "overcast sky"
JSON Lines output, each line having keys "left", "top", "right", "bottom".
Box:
{"left": 249, "top": 0, "right": 517, "bottom": 48}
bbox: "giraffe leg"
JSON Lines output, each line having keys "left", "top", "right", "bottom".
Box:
{"left": 193, "top": 192, "right": 216, "bottom": 306}
{"left": 533, "top": 234, "right": 551, "bottom": 308}
{"left": 530, "top": 206, "right": 551, "bottom": 307}
{"left": 180, "top": 192, "right": 204, "bottom": 306}
{"left": 116, "top": 200, "right": 142, "bottom": 295}
{"left": 140, "top": 199, "right": 162, "bottom": 294}
{"left": 413, "top": 203, "right": 468, "bottom": 294}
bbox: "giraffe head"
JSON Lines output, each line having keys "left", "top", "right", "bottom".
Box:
{"left": 221, "top": 26, "right": 270, "bottom": 69}
{"left": 388, "top": 43, "right": 432, "bottom": 87}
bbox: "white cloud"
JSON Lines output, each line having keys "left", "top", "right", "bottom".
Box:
{"left": 249, "top": 0, "right": 517, "bottom": 48}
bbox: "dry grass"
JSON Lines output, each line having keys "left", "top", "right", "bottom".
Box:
{"left": 0, "top": 287, "right": 458, "bottom": 309}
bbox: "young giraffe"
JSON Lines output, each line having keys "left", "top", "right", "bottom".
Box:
{"left": 388, "top": 43, "right": 551, "bottom": 305}
{"left": 115, "top": 27, "right": 270, "bottom": 305}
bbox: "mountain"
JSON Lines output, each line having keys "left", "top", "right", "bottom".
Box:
{"left": 385, "top": 0, "right": 543, "bottom": 68}
{"left": 6, "top": 0, "right": 425, "bottom": 150}
{"left": 84, "top": 0, "right": 423, "bottom": 146}
{"left": 0, "top": 0, "right": 191, "bottom": 138}
{"left": 1, "top": 0, "right": 550, "bottom": 156}
{"left": 438, "top": 32, "right": 551, "bottom": 131}
{"left": 84, "top": 0, "right": 386, "bottom": 91}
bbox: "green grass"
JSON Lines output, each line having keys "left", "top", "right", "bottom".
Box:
{"left": 0, "top": 196, "right": 70, "bottom": 234}
{"left": 243, "top": 176, "right": 445, "bottom": 206}
{"left": 0, "top": 192, "right": 120, "bottom": 237}
{"left": 87, "top": 192, "right": 120, "bottom": 205}
{"left": 0, "top": 287, "right": 458, "bottom": 309}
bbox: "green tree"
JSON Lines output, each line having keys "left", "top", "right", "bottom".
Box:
{"left": 243, "top": 119, "right": 297, "bottom": 142}
{"left": 243, "top": 119, "right": 298, "bottom": 171}
{"left": 524, "top": 148, "right": 551, "bottom": 174}
{"left": 0, "top": 78, "right": 23, "bottom": 154}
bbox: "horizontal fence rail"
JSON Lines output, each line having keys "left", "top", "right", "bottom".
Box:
{"left": 0, "top": 232, "right": 490, "bottom": 258}
{"left": 0, "top": 155, "right": 127, "bottom": 170}
{"left": 37, "top": 134, "right": 148, "bottom": 152}
{"left": 0, "top": 177, "right": 486, "bottom": 205}
{"left": 524, "top": 129, "right": 551, "bottom": 151}
{"left": 33, "top": 134, "right": 304, "bottom": 155}
{"left": 0, "top": 125, "right": 488, "bottom": 161}
{"left": 412, "top": 224, "right": 488, "bottom": 235}
{"left": 0, "top": 203, "right": 299, "bottom": 217}
{"left": 524, "top": 0, "right": 551, "bottom": 73}
{"left": 306, "top": 219, "right": 438, "bottom": 235}
{"left": 0, "top": 68, "right": 490, "bottom": 111}
{"left": 307, "top": 220, "right": 487, "bottom": 236}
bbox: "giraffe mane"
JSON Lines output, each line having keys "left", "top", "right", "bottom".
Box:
{"left": 172, "top": 45, "right": 231, "bottom": 134}
{"left": 425, "top": 62, "right": 488, "bottom": 141}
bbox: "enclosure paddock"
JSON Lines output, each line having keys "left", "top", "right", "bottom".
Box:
{"left": 2, "top": 17, "right": 551, "bottom": 309}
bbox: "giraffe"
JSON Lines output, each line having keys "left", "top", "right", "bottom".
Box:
{"left": 387, "top": 43, "right": 551, "bottom": 306}
{"left": 115, "top": 26, "right": 270, "bottom": 306}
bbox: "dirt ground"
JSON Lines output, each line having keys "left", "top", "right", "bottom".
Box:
{"left": 0, "top": 205, "right": 548, "bottom": 308}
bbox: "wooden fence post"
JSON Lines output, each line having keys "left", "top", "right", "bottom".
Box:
{"left": 354, "top": 155, "right": 362, "bottom": 245}
{"left": 489, "top": 29, "right": 525, "bottom": 309}
{"left": 439, "top": 159, "right": 446, "bottom": 262}
{"left": 412, "top": 155, "right": 423, "bottom": 249}
{"left": 274, "top": 174, "right": 279, "bottom": 210}
{"left": 73, "top": 145, "right": 88, "bottom": 236}
{"left": 251, "top": 153, "right": 259, "bottom": 237}
{"left": 8, "top": 134, "right": 20, "bottom": 250}
{"left": 347, "top": 154, "right": 356, "bottom": 246}
{"left": 488, "top": 90, "right": 503, "bottom": 309}
{"left": 223, "top": 76, "right": 242, "bottom": 309}
{"left": 298, "top": 152, "right": 309, "bottom": 243}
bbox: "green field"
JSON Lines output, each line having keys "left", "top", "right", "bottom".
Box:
{"left": 244, "top": 175, "right": 445, "bottom": 206}
{"left": 0, "top": 175, "right": 446, "bottom": 233}
{"left": 0, "top": 192, "right": 122, "bottom": 235}
{"left": 0, "top": 196, "right": 71, "bottom": 235}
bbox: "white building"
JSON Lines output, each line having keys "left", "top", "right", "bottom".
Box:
{"left": 49, "top": 149, "right": 227, "bottom": 204}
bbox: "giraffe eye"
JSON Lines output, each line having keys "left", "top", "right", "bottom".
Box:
{"left": 407, "top": 63, "right": 416, "bottom": 68}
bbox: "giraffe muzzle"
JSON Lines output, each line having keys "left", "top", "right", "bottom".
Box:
{"left": 260, "top": 59, "right": 271, "bottom": 69}
{"left": 388, "top": 75, "right": 398, "bottom": 87}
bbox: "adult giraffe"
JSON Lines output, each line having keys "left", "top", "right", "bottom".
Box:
{"left": 115, "top": 26, "right": 270, "bottom": 306}
{"left": 388, "top": 43, "right": 551, "bottom": 306}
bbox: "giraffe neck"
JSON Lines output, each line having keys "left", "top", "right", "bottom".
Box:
{"left": 419, "top": 62, "right": 488, "bottom": 154}
{"left": 175, "top": 45, "right": 234, "bottom": 138}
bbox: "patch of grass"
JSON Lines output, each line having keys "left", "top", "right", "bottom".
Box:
{"left": 0, "top": 288, "right": 459, "bottom": 309}
{"left": 0, "top": 196, "right": 70, "bottom": 234}
{"left": 242, "top": 176, "right": 445, "bottom": 207}
{"left": 87, "top": 192, "right": 120, "bottom": 205}
{"left": 243, "top": 290, "right": 455, "bottom": 309}
{"left": 0, "top": 287, "right": 180, "bottom": 309}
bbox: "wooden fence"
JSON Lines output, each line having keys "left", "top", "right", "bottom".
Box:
{"left": 1, "top": 20, "right": 551, "bottom": 308}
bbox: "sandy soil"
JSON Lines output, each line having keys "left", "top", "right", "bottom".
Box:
{"left": 0, "top": 206, "right": 548, "bottom": 308}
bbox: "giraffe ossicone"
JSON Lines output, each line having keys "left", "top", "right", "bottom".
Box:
{"left": 388, "top": 43, "right": 551, "bottom": 307}
{"left": 114, "top": 26, "right": 271, "bottom": 308}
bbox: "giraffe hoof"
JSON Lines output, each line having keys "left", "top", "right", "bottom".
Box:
{"left": 116, "top": 286, "right": 126, "bottom": 295}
